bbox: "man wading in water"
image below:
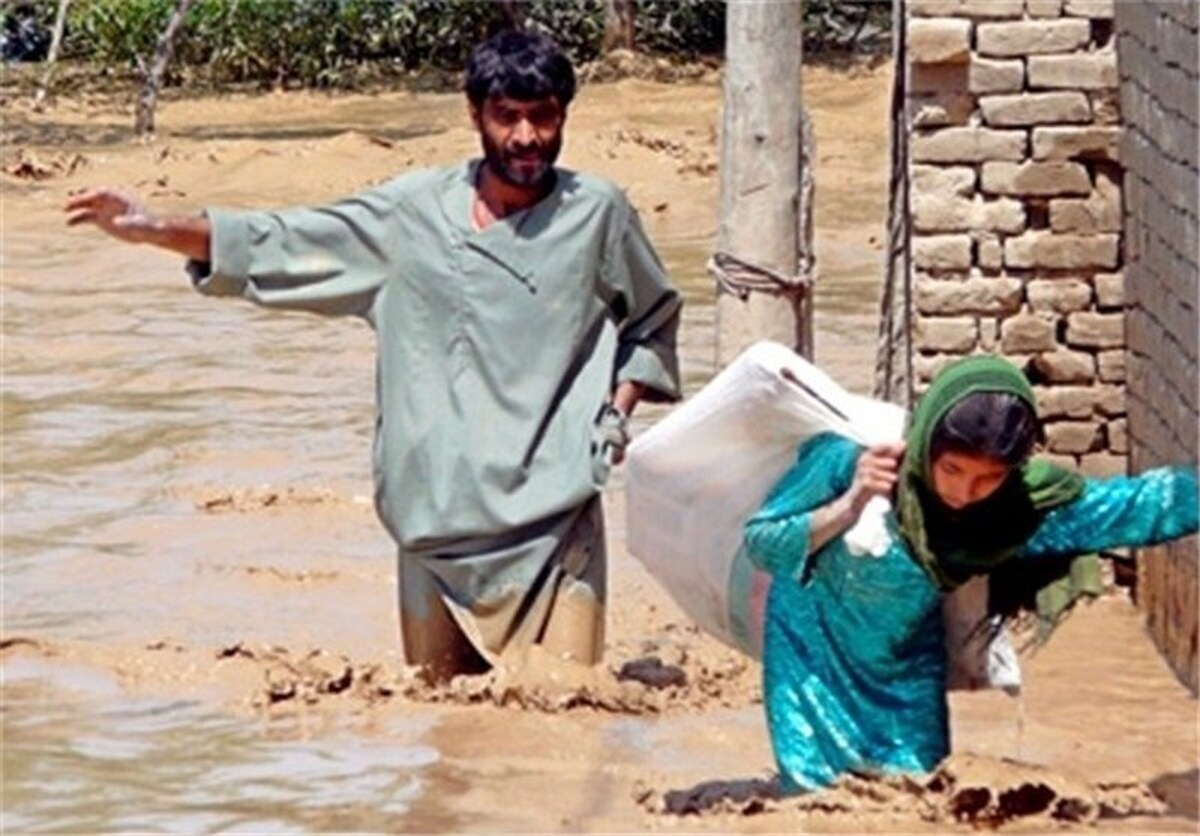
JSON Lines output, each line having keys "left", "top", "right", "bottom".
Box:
{"left": 65, "top": 31, "right": 682, "bottom": 683}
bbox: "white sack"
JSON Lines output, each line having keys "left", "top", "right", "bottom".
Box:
{"left": 625, "top": 340, "right": 1021, "bottom": 693}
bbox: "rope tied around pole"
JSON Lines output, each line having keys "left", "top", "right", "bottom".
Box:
{"left": 707, "top": 250, "right": 812, "bottom": 301}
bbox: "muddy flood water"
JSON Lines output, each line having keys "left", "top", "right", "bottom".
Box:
{"left": 3, "top": 64, "right": 1197, "bottom": 832}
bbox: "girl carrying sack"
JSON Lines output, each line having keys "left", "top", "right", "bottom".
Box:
{"left": 625, "top": 341, "right": 1020, "bottom": 692}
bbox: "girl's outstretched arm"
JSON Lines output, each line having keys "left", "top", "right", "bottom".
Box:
{"left": 1019, "top": 466, "right": 1198, "bottom": 558}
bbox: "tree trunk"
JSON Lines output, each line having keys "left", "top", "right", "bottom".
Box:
{"left": 603, "top": 0, "right": 636, "bottom": 52}
{"left": 715, "top": 0, "right": 809, "bottom": 367}
{"left": 134, "top": 0, "right": 195, "bottom": 137}
{"left": 33, "top": 0, "right": 71, "bottom": 111}
{"left": 498, "top": 0, "right": 528, "bottom": 31}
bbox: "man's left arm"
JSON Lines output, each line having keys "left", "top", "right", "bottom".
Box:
{"left": 611, "top": 380, "right": 646, "bottom": 416}
{"left": 604, "top": 201, "right": 683, "bottom": 417}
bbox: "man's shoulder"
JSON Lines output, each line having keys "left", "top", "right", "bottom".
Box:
{"left": 557, "top": 168, "right": 631, "bottom": 212}
{"left": 372, "top": 163, "right": 467, "bottom": 201}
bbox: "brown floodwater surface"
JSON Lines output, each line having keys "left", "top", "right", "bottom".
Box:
{"left": 2, "top": 65, "right": 1196, "bottom": 832}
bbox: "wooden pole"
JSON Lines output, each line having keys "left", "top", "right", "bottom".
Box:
{"left": 32, "top": 0, "right": 71, "bottom": 111}
{"left": 134, "top": 0, "right": 195, "bottom": 138}
{"left": 602, "top": 0, "right": 636, "bottom": 53}
{"left": 874, "top": 0, "right": 914, "bottom": 408}
{"left": 715, "top": 0, "right": 809, "bottom": 367}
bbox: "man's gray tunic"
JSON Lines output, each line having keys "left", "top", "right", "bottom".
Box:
{"left": 188, "top": 160, "right": 680, "bottom": 632}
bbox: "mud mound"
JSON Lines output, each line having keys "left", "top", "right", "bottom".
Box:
{"left": 640, "top": 754, "right": 1169, "bottom": 827}
{"left": 636, "top": 777, "right": 782, "bottom": 817}
{"left": 214, "top": 642, "right": 667, "bottom": 714}
{"left": 200, "top": 563, "right": 341, "bottom": 585}
{"left": 606, "top": 127, "right": 717, "bottom": 177}
{"left": 0, "top": 636, "right": 48, "bottom": 653}
{"left": 315, "top": 130, "right": 400, "bottom": 153}
{"left": 579, "top": 49, "right": 720, "bottom": 85}
{"left": 193, "top": 486, "right": 358, "bottom": 513}
{"left": 386, "top": 632, "right": 758, "bottom": 714}
{"left": 397, "top": 652, "right": 666, "bottom": 714}
{"left": 926, "top": 754, "right": 1167, "bottom": 826}
{"left": 4, "top": 148, "right": 87, "bottom": 180}
{"left": 219, "top": 639, "right": 755, "bottom": 716}
{"left": 214, "top": 642, "right": 399, "bottom": 708}
{"left": 3, "top": 633, "right": 758, "bottom": 718}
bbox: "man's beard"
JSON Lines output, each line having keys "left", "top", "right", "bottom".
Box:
{"left": 481, "top": 132, "right": 561, "bottom": 188}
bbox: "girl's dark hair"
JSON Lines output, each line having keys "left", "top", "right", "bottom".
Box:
{"left": 929, "top": 392, "right": 1041, "bottom": 467}
{"left": 465, "top": 31, "right": 576, "bottom": 108}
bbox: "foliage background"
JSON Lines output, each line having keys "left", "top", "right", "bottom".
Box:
{"left": 2, "top": 0, "right": 890, "bottom": 89}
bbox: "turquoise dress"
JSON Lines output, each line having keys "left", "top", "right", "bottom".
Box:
{"left": 744, "top": 432, "right": 1198, "bottom": 793}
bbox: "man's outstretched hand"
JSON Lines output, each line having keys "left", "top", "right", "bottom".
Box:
{"left": 64, "top": 188, "right": 211, "bottom": 261}
{"left": 65, "top": 189, "right": 157, "bottom": 244}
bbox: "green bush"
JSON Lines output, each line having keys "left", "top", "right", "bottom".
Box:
{"left": 804, "top": 0, "right": 891, "bottom": 54}
{"left": 62, "top": 0, "right": 175, "bottom": 69}
{"left": 634, "top": 0, "right": 725, "bottom": 58}
{"left": 5, "top": 0, "right": 890, "bottom": 90}
{"left": 526, "top": 0, "right": 606, "bottom": 63}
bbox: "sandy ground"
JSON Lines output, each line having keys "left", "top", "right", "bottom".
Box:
{"left": 2, "top": 62, "right": 1197, "bottom": 832}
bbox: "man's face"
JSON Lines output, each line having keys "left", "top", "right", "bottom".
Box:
{"left": 472, "top": 95, "right": 565, "bottom": 188}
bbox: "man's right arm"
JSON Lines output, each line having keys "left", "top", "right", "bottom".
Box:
{"left": 65, "top": 188, "right": 210, "bottom": 262}
{"left": 69, "top": 183, "right": 398, "bottom": 319}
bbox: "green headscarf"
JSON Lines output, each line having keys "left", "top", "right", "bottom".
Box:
{"left": 896, "top": 355, "right": 1101, "bottom": 642}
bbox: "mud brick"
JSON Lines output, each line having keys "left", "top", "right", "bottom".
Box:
{"left": 1001, "top": 313, "right": 1058, "bottom": 352}
{"left": 1027, "top": 278, "right": 1093, "bottom": 313}
{"left": 1066, "top": 311, "right": 1125, "bottom": 348}
{"left": 981, "top": 160, "right": 1091, "bottom": 196}
{"left": 980, "top": 92, "right": 1091, "bottom": 126}
{"left": 976, "top": 19, "right": 1091, "bottom": 56}
{"left": 909, "top": 18, "right": 973, "bottom": 64}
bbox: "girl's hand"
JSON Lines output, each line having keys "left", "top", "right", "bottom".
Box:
{"left": 848, "top": 442, "right": 905, "bottom": 514}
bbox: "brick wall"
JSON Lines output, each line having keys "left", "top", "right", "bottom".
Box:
{"left": 905, "top": 0, "right": 1127, "bottom": 477}
{"left": 1115, "top": 0, "right": 1198, "bottom": 692}
{"left": 890, "top": 0, "right": 1197, "bottom": 688}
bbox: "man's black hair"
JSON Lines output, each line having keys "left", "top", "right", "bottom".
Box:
{"left": 930, "top": 392, "right": 1041, "bottom": 467}
{"left": 465, "top": 30, "right": 576, "bottom": 108}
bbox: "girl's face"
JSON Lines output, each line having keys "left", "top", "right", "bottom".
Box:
{"left": 930, "top": 450, "right": 1012, "bottom": 510}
